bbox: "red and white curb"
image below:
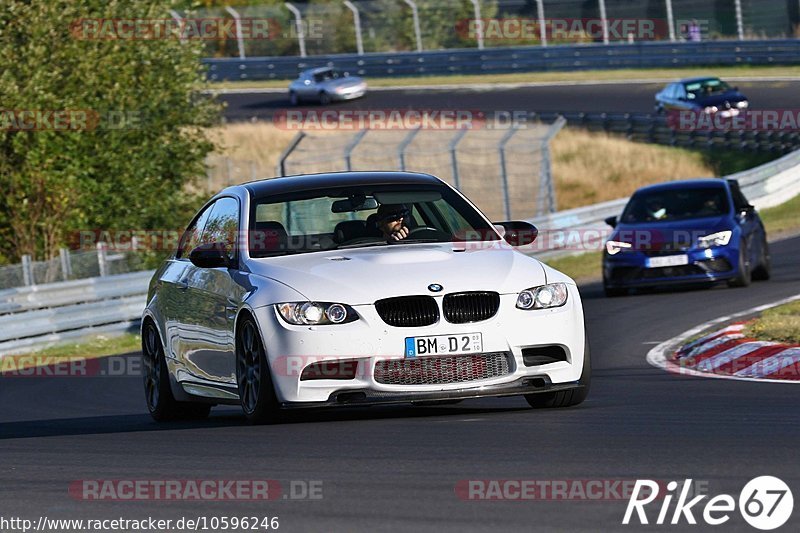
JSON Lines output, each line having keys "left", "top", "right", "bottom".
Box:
{"left": 647, "top": 294, "right": 800, "bottom": 383}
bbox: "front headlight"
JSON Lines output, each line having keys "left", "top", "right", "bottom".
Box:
{"left": 703, "top": 106, "right": 719, "bottom": 114}
{"left": 605, "top": 240, "right": 633, "bottom": 255}
{"left": 516, "top": 283, "right": 569, "bottom": 310}
{"left": 697, "top": 230, "right": 732, "bottom": 249}
{"left": 276, "top": 302, "right": 358, "bottom": 325}
{"left": 736, "top": 101, "right": 749, "bottom": 109}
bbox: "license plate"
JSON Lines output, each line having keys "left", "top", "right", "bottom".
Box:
{"left": 405, "top": 333, "right": 483, "bottom": 358}
{"left": 647, "top": 254, "right": 689, "bottom": 268}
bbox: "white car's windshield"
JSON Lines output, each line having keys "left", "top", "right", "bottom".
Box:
{"left": 249, "top": 184, "right": 499, "bottom": 257}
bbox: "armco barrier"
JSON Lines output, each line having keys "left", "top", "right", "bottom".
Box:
{"left": 204, "top": 40, "right": 800, "bottom": 81}
{"left": 1, "top": 148, "right": 798, "bottom": 355}
{"left": 0, "top": 271, "right": 153, "bottom": 355}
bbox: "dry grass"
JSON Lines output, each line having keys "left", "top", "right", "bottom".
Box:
{"left": 207, "top": 122, "right": 716, "bottom": 214}
{"left": 551, "top": 128, "right": 714, "bottom": 209}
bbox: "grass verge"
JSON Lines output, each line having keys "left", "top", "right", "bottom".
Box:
{"left": 7, "top": 333, "right": 142, "bottom": 370}
{"left": 544, "top": 251, "right": 603, "bottom": 284}
{"left": 744, "top": 300, "right": 800, "bottom": 344}
{"left": 207, "top": 65, "right": 800, "bottom": 91}
{"left": 759, "top": 193, "right": 800, "bottom": 237}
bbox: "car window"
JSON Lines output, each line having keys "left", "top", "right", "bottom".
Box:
{"left": 665, "top": 84, "right": 676, "bottom": 99}
{"left": 674, "top": 84, "right": 686, "bottom": 99}
{"left": 685, "top": 78, "right": 731, "bottom": 98}
{"left": 621, "top": 187, "right": 730, "bottom": 223}
{"left": 201, "top": 197, "right": 240, "bottom": 261}
{"left": 177, "top": 203, "right": 214, "bottom": 259}
{"left": 249, "top": 184, "right": 499, "bottom": 258}
{"left": 727, "top": 181, "right": 751, "bottom": 211}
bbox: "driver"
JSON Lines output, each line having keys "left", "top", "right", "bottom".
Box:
{"left": 375, "top": 204, "right": 410, "bottom": 241}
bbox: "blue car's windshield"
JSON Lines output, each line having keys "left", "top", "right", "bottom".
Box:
{"left": 621, "top": 187, "right": 730, "bottom": 224}
{"left": 685, "top": 78, "right": 731, "bottom": 98}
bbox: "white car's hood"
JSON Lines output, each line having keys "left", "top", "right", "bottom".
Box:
{"left": 247, "top": 242, "right": 547, "bottom": 305}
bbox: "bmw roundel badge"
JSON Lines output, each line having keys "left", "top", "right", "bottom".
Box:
{"left": 428, "top": 284, "right": 443, "bottom": 292}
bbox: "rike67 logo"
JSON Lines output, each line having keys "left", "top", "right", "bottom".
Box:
{"left": 623, "top": 477, "right": 793, "bottom": 530}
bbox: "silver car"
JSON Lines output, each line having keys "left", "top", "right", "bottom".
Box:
{"left": 288, "top": 67, "right": 367, "bottom": 106}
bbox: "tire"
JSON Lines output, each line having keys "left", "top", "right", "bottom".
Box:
{"left": 142, "top": 321, "right": 211, "bottom": 421}
{"left": 525, "top": 338, "right": 591, "bottom": 409}
{"left": 751, "top": 238, "right": 771, "bottom": 281}
{"left": 236, "top": 315, "right": 281, "bottom": 424}
{"left": 289, "top": 91, "right": 299, "bottom": 106}
{"left": 728, "top": 240, "right": 752, "bottom": 288}
{"left": 655, "top": 103, "right": 664, "bottom": 114}
{"left": 318, "top": 92, "right": 331, "bottom": 105}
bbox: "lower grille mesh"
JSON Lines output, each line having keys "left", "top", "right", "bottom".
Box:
{"left": 374, "top": 352, "right": 511, "bottom": 386}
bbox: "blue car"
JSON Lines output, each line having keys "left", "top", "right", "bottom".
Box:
{"left": 602, "top": 179, "right": 770, "bottom": 297}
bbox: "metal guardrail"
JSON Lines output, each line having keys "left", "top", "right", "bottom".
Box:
{"left": 537, "top": 112, "right": 800, "bottom": 154}
{"left": 0, "top": 271, "right": 153, "bottom": 354}
{"left": 1, "top": 146, "right": 798, "bottom": 355}
{"left": 204, "top": 40, "right": 800, "bottom": 81}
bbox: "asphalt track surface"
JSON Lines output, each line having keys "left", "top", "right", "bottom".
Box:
{"left": 2, "top": 235, "right": 800, "bottom": 532}
{"left": 220, "top": 80, "right": 800, "bottom": 122}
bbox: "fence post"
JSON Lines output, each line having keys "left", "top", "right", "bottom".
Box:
{"left": 734, "top": 0, "right": 745, "bottom": 40}
{"left": 664, "top": 0, "right": 676, "bottom": 42}
{"left": 224, "top": 6, "right": 247, "bottom": 59}
{"left": 540, "top": 116, "right": 567, "bottom": 215}
{"left": 498, "top": 127, "right": 519, "bottom": 220}
{"left": 344, "top": 129, "right": 369, "bottom": 171}
{"left": 97, "top": 242, "right": 108, "bottom": 277}
{"left": 536, "top": 0, "right": 547, "bottom": 46}
{"left": 284, "top": 2, "right": 307, "bottom": 57}
{"left": 21, "top": 254, "right": 33, "bottom": 286}
{"left": 59, "top": 248, "right": 72, "bottom": 281}
{"left": 276, "top": 131, "right": 307, "bottom": 177}
{"left": 449, "top": 128, "right": 469, "bottom": 190}
{"left": 343, "top": 1, "right": 364, "bottom": 55}
{"left": 403, "top": 0, "right": 423, "bottom": 52}
{"left": 168, "top": 10, "right": 186, "bottom": 44}
{"left": 398, "top": 127, "right": 421, "bottom": 170}
{"left": 598, "top": 0, "right": 610, "bottom": 44}
{"left": 468, "top": 0, "right": 484, "bottom": 50}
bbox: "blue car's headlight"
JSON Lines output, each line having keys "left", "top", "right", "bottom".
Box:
{"left": 276, "top": 302, "right": 358, "bottom": 325}
{"left": 697, "top": 230, "right": 732, "bottom": 249}
{"left": 516, "top": 283, "right": 569, "bottom": 310}
{"left": 605, "top": 240, "right": 632, "bottom": 255}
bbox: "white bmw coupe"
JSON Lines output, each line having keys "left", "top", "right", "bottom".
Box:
{"left": 141, "top": 172, "right": 590, "bottom": 423}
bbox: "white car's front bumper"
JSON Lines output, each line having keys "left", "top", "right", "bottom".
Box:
{"left": 253, "top": 284, "right": 586, "bottom": 406}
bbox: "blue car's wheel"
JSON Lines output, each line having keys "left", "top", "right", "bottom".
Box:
{"left": 752, "top": 239, "right": 771, "bottom": 281}
{"left": 728, "top": 240, "right": 752, "bottom": 288}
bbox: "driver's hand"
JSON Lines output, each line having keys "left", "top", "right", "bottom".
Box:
{"left": 389, "top": 226, "right": 409, "bottom": 241}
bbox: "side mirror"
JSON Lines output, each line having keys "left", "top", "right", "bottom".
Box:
{"left": 190, "top": 243, "right": 232, "bottom": 269}
{"left": 495, "top": 221, "right": 538, "bottom": 246}
{"left": 604, "top": 216, "right": 618, "bottom": 228}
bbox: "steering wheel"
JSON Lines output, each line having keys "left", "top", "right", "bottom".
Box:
{"left": 408, "top": 226, "right": 439, "bottom": 236}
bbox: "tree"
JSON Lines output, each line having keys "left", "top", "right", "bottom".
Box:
{"left": 0, "top": 0, "right": 221, "bottom": 263}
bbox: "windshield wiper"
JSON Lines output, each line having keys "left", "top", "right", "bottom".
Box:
{"left": 389, "top": 238, "right": 444, "bottom": 245}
